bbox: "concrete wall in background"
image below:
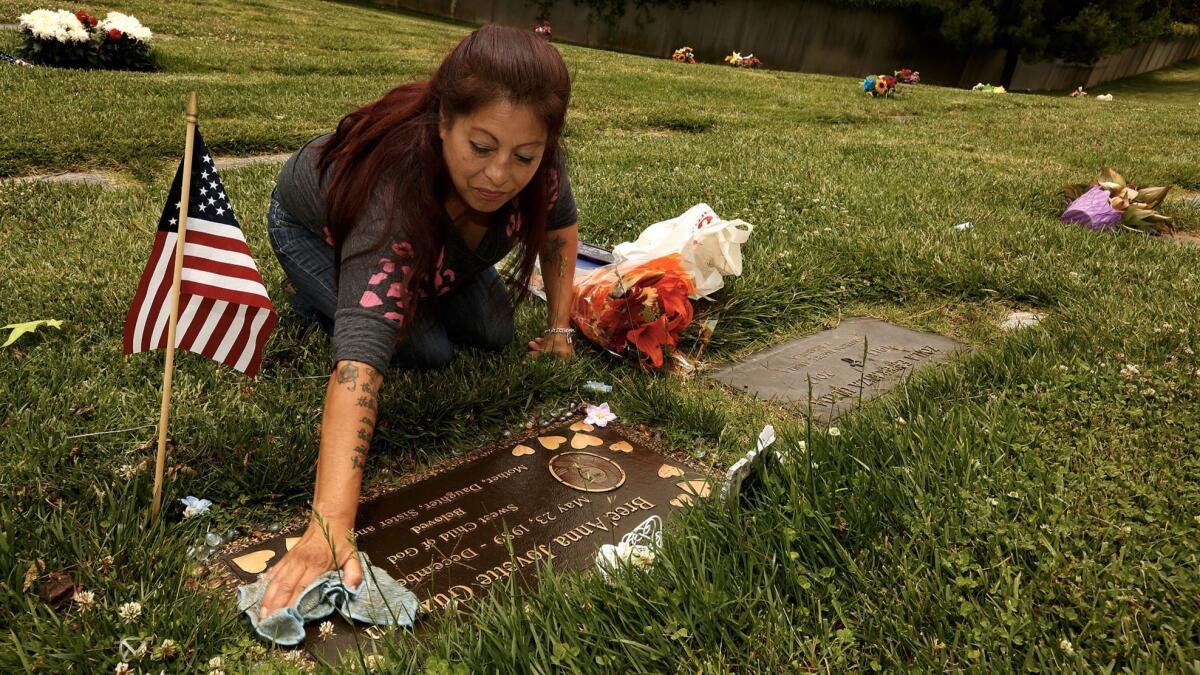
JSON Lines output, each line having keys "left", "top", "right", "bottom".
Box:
{"left": 375, "top": 0, "right": 1200, "bottom": 91}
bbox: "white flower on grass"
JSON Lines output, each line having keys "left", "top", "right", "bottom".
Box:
{"left": 584, "top": 402, "right": 617, "bottom": 427}
{"left": 116, "top": 463, "right": 142, "bottom": 480}
{"left": 986, "top": 497, "right": 999, "bottom": 506}
{"left": 364, "top": 654, "right": 386, "bottom": 672}
{"left": 114, "top": 663, "right": 131, "bottom": 675}
{"left": 153, "top": 638, "right": 179, "bottom": 661}
{"left": 117, "top": 601, "right": 142, "bottom": 623}
{"left": 1007, "top": 491, "right": 1021, "bottom": 499}
{"left": 179, "top": 496, "right": 212, "bottom": 519}
{"left": 1119, "top": 364, "right": 1140, "bottom": 379}
{"left": 319, "top": 620, "right": 335, "bottom": 640}
{"left": 18, "top": 9, "right": 89, "bottom": 43}
{"left": 100, "top": 12, "right": 153, "bottom": 41}
{"left": 1060, "top": 638, "right": 1075, "bottom": 655}
{"left": 74, "top": 590, "right": 96, "bottom": 608}
{"left": 827, "top": 427, "right": 841, "bottom": 437}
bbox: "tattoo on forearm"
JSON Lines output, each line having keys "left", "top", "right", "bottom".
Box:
{"left": 544, "top": 235, "right": 568, "bottom": 281}
{"left": 337, "top": 362, "right": 360, "bottom": 391}
{"left": 356, "top": 395, "right": 377, "bottom": 411}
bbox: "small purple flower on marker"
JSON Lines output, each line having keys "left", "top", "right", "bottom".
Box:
{"left": 585, "top": 402, "right": 617, "bottom": 427}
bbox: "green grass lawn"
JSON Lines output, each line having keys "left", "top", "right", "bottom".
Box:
{"left": 3, "top": 1, "right": 1200, "bottom": 672}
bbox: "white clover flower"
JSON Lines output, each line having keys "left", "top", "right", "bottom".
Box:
{"left": 117, "top": 601, "right": 142, "bottom": 623}
{"left": 1119, "top": 364, "right": 1140, "bottom": 379}
{"left": 74, "top": 590, "right": 96, "bottom": 607}
{"left": 1060, "top": 638, "right": 1075, "bottom": 655}
{"left": 101, "top": 12, "right": 153, "bottom": 41}
{"left": 1007, "top": 491, "right": 1021, "bottom": 499}
{"left": 827, "top": 427, "right": 841, "bottom": 437}
{"left": 319, "top": 620, "right": 335, "bottom": 640}
{"left": 114, "top": 663, "right": 131, "bottom": 675}
{"left": 986, "top": 497, "right": 999, "bottom": 506}
{"left": 364, "top": 654, "right": 386, "bottom": 672}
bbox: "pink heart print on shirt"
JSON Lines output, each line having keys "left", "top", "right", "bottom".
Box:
{"left": 358, "top": 238, "right": 416, "bottom": 322}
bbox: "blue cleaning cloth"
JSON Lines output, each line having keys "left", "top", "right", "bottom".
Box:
{"left": 237, "top": 552, "right": 419, "bottom": 645}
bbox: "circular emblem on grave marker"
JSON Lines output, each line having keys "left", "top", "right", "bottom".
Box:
{"left": 547, "top": 452, "right": 626, "bottom": 492}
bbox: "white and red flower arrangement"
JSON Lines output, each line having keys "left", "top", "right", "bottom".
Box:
{"left": 894, "top": 67, "right": 920, "bottom": 84}
{"left": 672, "top": 46, "right": 696, "bottom": 64}
{"left": 17, "top": 7, "right": 155, "bottom": 70}
{"left": 532, "top": 21, "right": 552, "bottom": 41}
{"left": 724, "top": 51, "right": 763, "bottom": 69}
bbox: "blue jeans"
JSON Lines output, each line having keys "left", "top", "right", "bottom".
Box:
{"left": 265, "top": 192, "right": 514, "bottom": 370}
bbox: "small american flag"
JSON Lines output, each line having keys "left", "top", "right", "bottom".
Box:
{"left": 123, "top": 129, "right": 277, "bottom": 376}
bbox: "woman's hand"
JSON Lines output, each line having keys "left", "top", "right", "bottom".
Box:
{"left": 528, "top": 331, "right": 575, "bottom": 359}
{"left": 257, "top": 517, "right": 363, "bottom": 618}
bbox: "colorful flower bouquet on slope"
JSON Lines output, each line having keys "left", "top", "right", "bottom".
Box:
{"left": 725, "top": 52, "right": 763, "bottom": 68}
{"left": 894, "top": 67, "right": 920, "bottom": 84}
{"left": 862, "top": 74, "right": 898, "bottom": 98}
{"left": 673, "top": 46, "right": 696, "bottom": 64}
{"left": 571, "top": 254, "right": 696, "bottom": 370}
{"left": 1062, "top": 167, "right": 1172, "bottom": 234}
{"left": 971, "top": 82, "right": 1007, "bottom": 93}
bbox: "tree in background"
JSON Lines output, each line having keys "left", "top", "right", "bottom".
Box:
{"left": 924, "top": 0, "right": 1178, "bottom": 85}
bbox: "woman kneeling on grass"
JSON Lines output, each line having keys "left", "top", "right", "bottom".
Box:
{"left": 259, "top": 25, "right": 578, "bottom": 616}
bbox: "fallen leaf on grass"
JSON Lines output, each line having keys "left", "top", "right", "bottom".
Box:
{"left": 22, "top": 559, "right": 44, "bottom": 592}
{"left": 36, "top": 570, "right": 76, "bottom": 610}
{"left": 2, "top": 319, "right": 63, "bottom": 348}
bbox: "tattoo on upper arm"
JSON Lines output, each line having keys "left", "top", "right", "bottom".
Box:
{"left": 337, "top": 362, "right": 360, "bottom": 391}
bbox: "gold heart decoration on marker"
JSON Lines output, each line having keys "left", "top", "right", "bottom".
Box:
{"left": 571, "top": 433, "right": 603, "bottom": 449}
{"left": 232, "top": 549, "right": 276, "bottom": 574}
{"left": 511, "top": 444, "right": 535, "bottom": 457}
{"left": 609, "top": 440, "right": 634, "bottom": 453}
{"left": 569, "top": 421, "right": 595, "bottom": 432}
{"left": 285, "top": 537, "right": 300, "bottom": 551}
{"left": 657, "top": 464, "right": 684, "bottom": 478}
{"left": 538, "top": 436, "right": 568, "bottom": 450}
{"left": 676, "top": 479, "right": 711, "bottom": 498}
{"left": 670, "top": 493, "right": 694, "bottom": 508}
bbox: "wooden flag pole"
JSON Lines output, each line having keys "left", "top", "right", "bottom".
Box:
{"left": 151, "top": 91, "right": 199, "bottom": 524}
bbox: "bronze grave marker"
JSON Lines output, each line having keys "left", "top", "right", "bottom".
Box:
{"left": 219, "top": 421, "right": 709, "bottom": 661}
{"left": 710, "top": 318, "right": 966, "bottom": 419}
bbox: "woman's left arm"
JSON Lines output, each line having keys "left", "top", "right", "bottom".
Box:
{"left": 530, "top": 223, "right": 579, "bottom": 358}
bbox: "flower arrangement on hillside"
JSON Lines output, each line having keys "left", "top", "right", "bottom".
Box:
{"left": 1062, "top": 167, "right": 1172, "bottom": 235}
{"left": 1070, "top": 86, "right": 1087, "bottom": 97}
{"left": 571, "top": 254, "right": 696, "bottom": 370}
{"left": 17, "top": 9, "right": 93, "bottom": 67}
{"left": 532, "top": 21, "right": 552, "bottom": 40}
{"left": 17, "top": 8, "right": 156, "bottom": 70}
{"left": 724, "top": 51, "right": 762, "bottom": 68}
{"left": 97, "top": 11, "right": 155, "bottom": 70}
{"left": 672, "top": 46, "right": 696, "bottom": 64}
{"left": 894, "top": 67, "right": 919, "bottom": 84}
{"left": 862, "top": 74, "right": 898, "bottom": 98}
{"left": 971, "top": 82, "right": 1007, "bottom": 93}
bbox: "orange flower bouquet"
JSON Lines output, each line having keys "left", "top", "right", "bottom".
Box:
{"left": 571, "top": 254, "right": 696, "bottom": 370}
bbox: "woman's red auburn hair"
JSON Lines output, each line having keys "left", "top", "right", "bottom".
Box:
{"left": 317, "top": 24, "right": 571, "bottom": 336}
